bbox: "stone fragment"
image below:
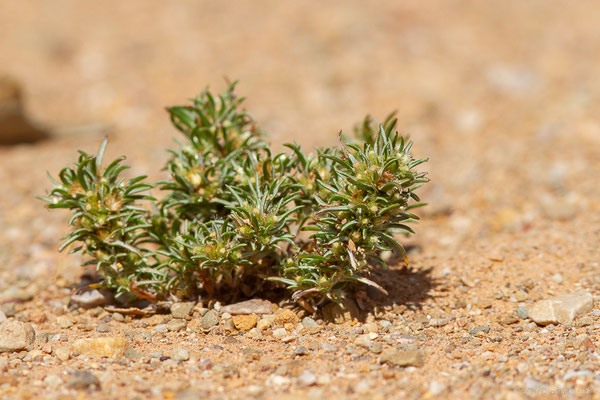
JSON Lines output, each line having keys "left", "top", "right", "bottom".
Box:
{"left": 170, "top": 302, "right": 195, "bottom": 319}
{"left": 429, "top": 317, "right": 451, "bottom": 327}
{"left": 293, "top": 345, "right": 309, "bottom": 356}
{"left": 552, "top": 274, "right": 564, "bottom": 284}
{"left": 166, "top": 319, "right": 187, "bottom": 332}
{"left": 43, "top": 374, "right": 63, "bottom": 388}
{"left": 321, "top": 298, "right": 360, "bottom": 323}
{"left": 297, "top": 370, "right": 317, "bottom": 387}
{"left": 380, "top": 348, "right": 425, "bottom": 367}
{"left": 301, "top": 317, "right": 318, "bottom": 328}
{"left": 369, "top": 342, "right": 383, "bottom": 354}
{"left": 56, "top": 316, "right": 73, "bottom": 329}
{"left": 73, "top": 337, "right": 129, "bottom": 359}
{"left": 70, "top": 290, "right": 109, "bottom": 308}
{"left": 529, "top": 292, "right": 594, "bottom": 326}
{"left": 67, "top": 370, "right": 100, "bottom": 390}
{"left": 221, "top": 299, "right": 274, "bottom": 315}
{"left": 515, "top": 290, "right": 528, "bottom": 302}
{"left": 500, "top": 314, "right": 519, "bottom": 325}
{"left": 272, "top": 328, "right": 287, "bottom": 339}
{"left": 96, "top": 323, "right": 111, "bottom": 333}
{"left": 0, "top": 310, "right": 6, "bottom": 322}
{"left": 469, "top": 326, "right": 490, "bottom": 336}
{"left": 256, "top": 316, "right": 274, "bottom": 331}
{"left": 54, "top": 346, "right": 71, "bottom": 361}
{"left": 274, "top": 309, "right": 299, "bottom": 325}
{"left": 516, "top": 306, "right": 529, "bottom": 320}
{"left": 172, "top": 348, "right": 189, "bottom": 361}
{"left": 201, "top": 310, "right": 219, "bottom": 330}
{"left": 0, "top": 320, "right": 35, "bottom": 352}
{"left": 232, "top": 314, "right": 258, "bottom": 331}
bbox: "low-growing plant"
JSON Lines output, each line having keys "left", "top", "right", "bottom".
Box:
{"left": 41, "top": 82, "right": 428, "bottom": 310}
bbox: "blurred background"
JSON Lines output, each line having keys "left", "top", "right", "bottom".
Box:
{"left": 1, "top": 0, "right": 599, "bottom": 293}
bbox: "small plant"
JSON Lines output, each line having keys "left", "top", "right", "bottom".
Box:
{"left": 41, "top": 82, "right": 428, "bottom": 310}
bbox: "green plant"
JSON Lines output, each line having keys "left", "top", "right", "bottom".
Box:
{"left": 41, "top": 82, "right": 428, "bottom": 309}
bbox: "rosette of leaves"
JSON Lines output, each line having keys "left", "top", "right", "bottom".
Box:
{"left": 273, "top": 119, "right": 428, "bottom": 306}
{"left": 40, "top": 140, "right": 163, "bottom": 299}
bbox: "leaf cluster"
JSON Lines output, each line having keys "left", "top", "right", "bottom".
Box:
{"left": 42, "top": 82, "right": 428, "bottom": 309}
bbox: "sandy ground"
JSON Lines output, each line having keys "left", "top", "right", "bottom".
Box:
{"left": 1, "top": 1, "right": 600, "bottom": 399}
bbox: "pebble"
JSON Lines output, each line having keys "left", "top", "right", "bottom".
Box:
{"left": 67, "top": 370, "right": 100, "bottom": 390}
{"left": 293, "top": 345, "right": 309, "bottom": 356}
{"left": 321, "top": 298, "right": 360, "bottom": 323}
{"left": 111, "top": 313, "right": 124, "bottom": 322}
{"left": 0, "top": 358, "right": 7, "bottom": 372}
{"left": 369, "top": 342, "right": 383, "bottom": 354}
{"left": 172, "top": 348, "right": 189, "bottom": 361}
{"left": 514, "top": 290, "right": 528, "bottom": 302}
{"left": 428, "top": 381, "right": 446, "bottom": 396}
{"left": 355, "top": 334, "right": 372, "bottom": 348}
{"left": 301, "top": 317, "right": 318, "bottom": 328}
{"left": 322, "top": 343, "right": 338, "bottom": 352}
{"left": 220, "top": 299, "right": 274, "bottom": 315}
{"left": 96, "top": 323, "right": 111, "bottom": 333}
{"left": 380, "top": 348, "right": 425, "bottom": 367}
{"left": 272, "top": 328, "right": 287, "bottom": 339}
{"left": 232, "top": 314, "right": 258, "bottom": 331}
{"left": 0, "top": 310, "right": 6, "bottom": 322}
{"left": 56, "top": 316, "right": 73, "bottom": 329}
{"left": 0, "top": 320, "right": 35, "bottom": 352}
{"left": 54, "top": 346, "right": 71, "bottom": 361}
{"left": 516, "top": 306, "right": 529, "bottom": 319}
{"left": 529, "top": 291, "right": 594, "bottom": 325}
{"left": 201, "top": 310, "right": 219, "bottom": 330}
{"left": 429, "top": 317, "right": 451, "bottom": 327}
{"left": 124, "top": 348, "right": 141, "bottom": 360}
{"left": 257, "top": 316, "right": 274, "bottom": 331}
{"left": 274, "top": 309, "right": 299, "bottom": 325}
{"left": 167, "top": 319, "right": 187, "bottom": 332}
{"left": 170, "top": 302, "right": 195, "bottom": 319}
{"left": 73, "top": 337, "right": 129, "bottom": 359}
{"left": 469, "top": 326, "right": 490, "bottom": 336}
{"left": 551, "top": 273, "right": 564, "bottom": 283}
{"left": 70, "top": 290, "right": 109, "bottom": 308}
{"left": 297, "top": 370, "right": 317, "bottom": 387}
{"left": 500, "top": 314, "right": 519, "bottom": 325}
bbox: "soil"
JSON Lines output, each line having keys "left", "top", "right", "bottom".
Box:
{"left": 1, "top": 1, "right": 600, "bottom": 399}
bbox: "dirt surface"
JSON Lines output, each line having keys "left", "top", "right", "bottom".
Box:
{"left": 1, "top": 1, "right": 600, "bottom": 399}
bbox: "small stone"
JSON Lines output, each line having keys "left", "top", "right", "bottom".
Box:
{"left": 429, "top": 317, "right": 451, "bottom": 327}
{"left": 0, "top": 320, "right": 35, "bottom": 352}
{"left": 56, "top": 316, "right": 73, "bottom": 329}
{"left": 469, "top": 326, "right": 490, "bottom": 336}
{"left": 552, "top": 274, "right": 564, "bottom": 284}
{"left": 301, "top": 317, "right": 318, "bottom": 328}
{"left": 111, "top": 313, "right": 124, "bottom": 322}
{"left": 516, "top": 306, "right": 529, "bottom": 320}
{"left": 170, "top": 302, "right": 195, "bottom": 319}
{"left": 41, "top": 342, "right": 52, "bottom": 354}
{"left": 0, "top": 310, "right": 6, "bottom": 323}
{"left": 576, "top": 316, "right": 593, "bottom": 327}
{"left": 70, "top": 290, "right": 109, "bottom": 308}
{"left": 232, "top": 314, "right": 258, "bottom": 331}
{"left": 272, "top": 328, "right": 287, "bottom": 339}
{"left": 369, "top": 342, "right": 383, "bottom": 354}
{"left": 380, "top": 349, "right": 425, "bottom": 367}
{"left": 221, "top": 299, "right": 274, "bottom": 315}
{"left": 257, "top": 316, "right": 274, "bottom": 331}
{"left": 124, "top": 348, "right": 141, "bottom": 360}
{"left": 172, "top": 348, "right": 189, "bottom": 361}
{"left": 0, "top": 358, "right": 7, "bottom": 372}
{"left": 167, "top": 319, "right": 187, "bottom": 332}
{"left": 322, "top": 343, "right": 338, "bottom": 352}
{"left": 73, "top": 337, "right": 129, "bottom": 359}
{"left": 355, "top": 334, "right": 372, "bottom": 348}
{"left": 67, "top": 370, "right": 100, "bottom": 390}
{"left": 54, "top": 346, "right": 71, "bottom": 361}
{"left": 529, "top": 292, "right": 594, "bottom": 326}
{"left": 321, "top": 298, "right": 360, "bottom": 323}
{"left": 297, "top": 370, "right": 317, "bottom": 387}
{"left": 274, "top": 309, "right": 299, "bottom": 325}
{"left": 28, "top": 349, "right": 44, "bottom": 362}
{"left": 500, "top": 315, "right": 519, "bottom": 325}
{"left": 201, "top": 310, "right": 219, "bottom": 330}
{"left": 96, "top": 323, "right": 111, "bottom": 333}
{"left": 242, "top": 348, "right": 262, "bottom": 360}
{"left": 428, "top": 381, "right": 446, "bottom": 396}
{"left": 515, "top": 290, "right": 528, "bottom": 302}
{"left": 293, "top": 345, "right": 309, "bottom": 356}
